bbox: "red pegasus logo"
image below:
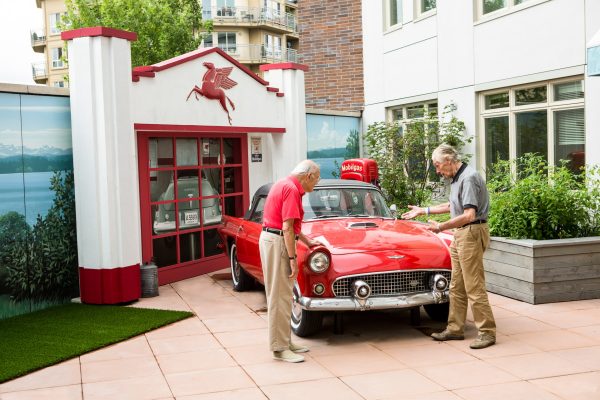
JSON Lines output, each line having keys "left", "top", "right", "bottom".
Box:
{"left": 187, "top": 62, "right": 238, "bottom": 125}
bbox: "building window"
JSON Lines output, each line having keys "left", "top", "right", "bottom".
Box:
{"left": 51, "top": 47, "right": 64, "bottom": 69}
{"left": 53, "top": 81, "right": 65, "bottom": 88}
{"left": 480, "top": 78, "right": 585, "bottom": 174}
{"left": 202, "top": 0, "right": 212, "bottom": 19}
{"left": 264, "top": 34, "right": 282, "bottom": 59}
{"left": 416, "top": 0, "right": 436, "bottom": 17}
{"left": 49, "top": 12, "right": 63, "bottom": 35}
{"left": 216, "top": 0, "right": 235, "bottom": 16}
{"left": 217, "top": 32, "right": 236, "bottom": 53}
{"left": 202, "top": 33, "right": 213, "bottom": 47}
{"left": 385, "top": 0, "right": 402, "bottom": 30}
{"left": 389, "top": 101, "right": 438, "bottom": 140}
{"left": 480, "top": 0, "right": 531, "bottom": 17}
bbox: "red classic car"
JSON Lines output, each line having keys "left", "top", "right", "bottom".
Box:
{"left": 218, "top": 179, "right": 453, "bottom": 336}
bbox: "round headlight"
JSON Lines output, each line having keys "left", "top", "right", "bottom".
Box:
{"left": 313, "top": 283, "right": 325, "bottom": 295}
{"left": 309, "top": 251, "right": 330, "bottom": 273}
{"left": 353, "top": 280, "right": 371, "bottom": 300}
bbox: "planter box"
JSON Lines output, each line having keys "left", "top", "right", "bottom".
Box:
{"left": 483, "top": 236, "right": 600, "bottom": 304}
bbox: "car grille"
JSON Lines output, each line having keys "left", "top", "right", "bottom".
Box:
{"left": 332, "top": 270, "right": 451, "bottom": 297}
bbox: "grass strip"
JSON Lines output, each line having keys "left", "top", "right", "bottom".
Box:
{"left": 0, "top": 303, "right": 193, "bottom": 383}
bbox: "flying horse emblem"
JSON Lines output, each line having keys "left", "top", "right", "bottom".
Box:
{"left": 187, "top": 62, "right": 238, "bottom": 125}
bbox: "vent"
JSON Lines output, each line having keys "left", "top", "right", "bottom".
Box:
{"left": 348, "top": 222, "right": 378, "bottom": 229}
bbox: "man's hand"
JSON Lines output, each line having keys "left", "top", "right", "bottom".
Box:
{"left": 425, "top": 219, "right": 442, "bottom": 233}
{"left": 306, "top": 238, "right": 322, "bottom": 248}
{"left": 289, "top": 259, "right": 298, "bottom": 279}
{"left": 401, "top": 205, "right": 423, "bottom": 220}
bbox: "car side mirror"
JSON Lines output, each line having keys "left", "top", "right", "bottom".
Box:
{"left": 389, "top": 204, "right": 397, "bottom": 218}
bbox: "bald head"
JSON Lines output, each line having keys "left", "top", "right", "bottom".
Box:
{"left": 291, "top": 160, "right": 320, "bottom": 192}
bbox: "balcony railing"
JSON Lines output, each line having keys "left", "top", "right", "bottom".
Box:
{"left": 30, "top": 29, "right": 46, "bottom": 51}
{"left": 206, "top": 44, "right": 298, "bottom": 64}
{"left": 31, "top": 62, "right": 47, "bottom": 82}
{"left": 203, "top": 6, "right": 298, "bottom": 33}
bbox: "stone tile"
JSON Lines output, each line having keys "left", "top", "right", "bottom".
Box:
{"left": 509, "top": 329, "right": 596, "bottom": 351}
{"left": 381, "top": 391, "right": 463, "bottom": 400}
{"left": 486, "top": 352, "right": 592, "bottom": 380}
{"left": 214, "top": 328, "right": 268, "bottom": 348}
{"left": 172, "top": 276, "right": 234, "bottom": 299}
{"left": 531, "top": 371, "right": 600, "bottom": 400}
{"left": 133, "top": 285, "right": 192, "bottom": 312}
{"left": 551, "top": 345, "right": 600, "bottom": 370}
{"left": 446, "top": 334, "right": 541, "bottom": 359}
{"left": 177, "top": 388, "right": 267, "bottom": 400}
{"left": 0, "top": 385, "right": 82, "bottom": 400}
{"left": 312, "top": 349, "right": 406, "bottom": 376}
{"left": 528, "top": 309, "right": 600, "bottom": 329}
{"left": 417, "top": 360, "right": 518, "bottom": 390}
{"left": 80, "top": 336, "right": 153, "bottom": 363}
{"left": 144, "top": 317, "right": 208, "bottom": 339}
{"left": 203, "top": 313, "right": 267, "bottom": 333}
{"left": 382, "top": 342, "right": 477, "bottom": 367}
{"left": 81, "top": 356, "right": 162, "bottom": 383}
{"left": 188, "top": 297, "right": 253, "bottom": 319}
{"left": 569, "top": 324, "right": 600, "bottom": 343}
{"left": 165, "top": 366, "right": 255, "bottom": 397}
{"left": 454, "top": 381, "right": 561, "bottom": 400}
{"left": 0, "top": 359, "right": 81, "bottom": 393}
{"left": 147, "top": 333, "right": 221, "bottom": 355}
{"left": 227, "top": 344, "right": 283, "bottom": 366}
{"left": 341, "top": 369, "right": 444, "bottom": 400}
{"left": 261, "top": 377, "right": 364, "bottom": 400}
{"left": 156, "top": 348, "right": 237, "bottom": 374}
{"left": 495, "top": 316, "right": 555, "bottom": 335}
{"left": 242, "top": 356, "right": 333, "bottom": 386}
{"left": 83, "top": 375, "right": 172, "bottom": 400}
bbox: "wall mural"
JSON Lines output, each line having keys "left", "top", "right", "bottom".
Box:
{"left": 306, "top": 114, "right": 360, "bottom": 178}
{"left": 187, "top": 62, "right": 238, "bottom": 125}
{"left": 0, "top": 92, "right": 77, "bottom": 320}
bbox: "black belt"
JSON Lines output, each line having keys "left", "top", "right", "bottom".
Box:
{"left": 262, "top": 227, "right": 299, "bottom": 239}
{"left": 460, "top": 220, "right": 487, "bottom": 228}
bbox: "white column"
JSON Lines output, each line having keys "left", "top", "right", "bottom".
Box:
{"left": 62, "top": 27, "right": 141, "bottom": 304}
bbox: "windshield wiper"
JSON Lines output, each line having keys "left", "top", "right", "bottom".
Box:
{"left": 346, "top": 213, "right": 371, "bottom": 218}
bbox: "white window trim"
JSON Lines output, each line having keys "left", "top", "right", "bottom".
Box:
{"left": 475, "top": 0, "right": 551, "bottom": 24}
{"left": 414, "top": 0, "right": 436, "bottom": 22}
{"left": 383, "top": 0, "right": 403, "bottom": 32}
{"left": 388, "top": 100, "right": 439, "bottom": 127}
{"left": 478, "top": 76, "right": 585, "bottom": 171}
{"left": 51, "top": 47, "right": 64, "bottom": 69}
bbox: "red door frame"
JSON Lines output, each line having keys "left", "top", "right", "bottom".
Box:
{"left": 136, "top": 128, "right": 250, "bottom": 284}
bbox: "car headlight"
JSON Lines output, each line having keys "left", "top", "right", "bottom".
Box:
{"left": 309, "top": 251, "right": 330, "bottom": 273}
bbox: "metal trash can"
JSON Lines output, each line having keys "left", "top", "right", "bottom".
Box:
{"left": 140, "top": 262, "right": 159, "bottom": 297}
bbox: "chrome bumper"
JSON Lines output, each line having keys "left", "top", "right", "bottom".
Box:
{"left": 296, "top": 290, "right": 449, "bottom": 312}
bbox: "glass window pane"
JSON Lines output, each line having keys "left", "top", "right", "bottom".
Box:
{"left": 179, "top": 232, "right": 201, "bottom": 263}
{"left": 201, "top": 138, "right": 221, "bottom": 165}
{"left": 391, "top": 109, "right": 403, "bottom": 121}
{"left": 151, "top": 171, "right": 174, "bottom": 202}
{"left": 554, "top": 108, "right": 585, "bottom": 173}
{"left": 223, "top": 138, "right": 241, "bottom": 164}
{"left": 203, "top": 168, "right": 222, "bottom": 194}
{"left": 407, "top": 105, "right": 425, "bottom": 119}
{"left": 485, "top": 116, "right": 509, "bottom": 169}
{"left": 153, "top": 236, "right": 177, "bottom": 267}
{"left": 554, "top": 81, "right": 584, "bottom": 101}
{"left": 176, "top": 171, "right": 200, "bottom": 231}
{"left": 515, "top": 86, "right": 547, "bottom": 106}
{"left": 224, "top": 195, "right": 244, "bottom": 217}
{"left": 149, "top": 138, "right": 173, "bottom": 168}
{"left": 200, "top": 175, "right": 221, "bottom": 226}
{"left": 176, "top": 138, "right": 197, "bottom": 166}
{"left": 483, "top": 0, "right": 506, "bottom": 14}
{"left": 484, "top": 92, "right": 509, "bottom": 109}
{"left": 516, "top": 110, "right": 548, "bottom": 160}
{"left": 224, "top": 167, "right": 243, "bottom": 194}
{"left": 203, "top": 228, "right": 224, "bottom": 257}
{"left": 427, "top": 103, "right": 438, "bottom": 116}
{"left": 422, "top": 0, "right": 436, "bottom": 12}
{"left": 389, "top": 0, "right": 401, "bottom": 26}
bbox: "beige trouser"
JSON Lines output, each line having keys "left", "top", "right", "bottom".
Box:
{"left": 259, "top": 231, "right": 294, "bottom": 352}
{"left": 447, "top": 224, "right": 496, "bottom": 337}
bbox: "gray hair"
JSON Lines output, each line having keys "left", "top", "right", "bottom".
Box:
{"left": 291, "top": 159, "right": 319, "bottom": 176}
{"left": 432, "top": 144, "right": 460, "bottom": 163}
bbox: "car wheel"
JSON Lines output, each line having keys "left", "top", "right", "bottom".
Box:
{"left": 424, "top": 302, "right": 450, "bottom": 322}
{"left": 230, "top": 243, "right": 253, "bottom": 292}
{"left": 291, "top": 288, "right": 323, "bottom": 337}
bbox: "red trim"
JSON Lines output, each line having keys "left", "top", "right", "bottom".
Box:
{"left": 133, "top": 71, "right": 155, "bottom": 78}
{"left": 61, "top": 27, "right": 137, "bottom": 42}
{"left": 266, "top": 87, "right": 279, "bottom": 93}
{"left": 159, "top": 255, "right": 229, "bottom": 284}
{"left": 276, "top": 93, "right": 285, "bottom": 97}
{"left": 260, "top": 63, "right": 309, "bottom": 72}
{"left": 132, "top": 75, "right": 140, "bottom": 82}
{"left": 79, "top": 264, "right": 141, "bottom": 304}
{"left": 134, "top": 123, "right": 285, "bottom": 134}
{"left": 132, "top": 47, "right": 269, "bottom": 86}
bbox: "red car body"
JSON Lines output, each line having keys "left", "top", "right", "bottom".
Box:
{"left": 218, "top": 179, "right": 453, "bottom": 336}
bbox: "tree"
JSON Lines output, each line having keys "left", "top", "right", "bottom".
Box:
{"left": 364, "top": 104, "right": 472, "bottom": 209}
{"left": 63, "top": 0, "right": 212, "bottom": 67}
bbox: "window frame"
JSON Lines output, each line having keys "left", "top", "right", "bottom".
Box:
{"left": 415, "top": 0, "right": 436, "bottom": 20}
{"left": 384, "top": 0, "right": 403, "bottom": 32}
{"left": 477, "top": 0, "right": 550, "bottom": 22}
{"left": 478, "top": 76, "right": 585, "bottom": 172}
{"left": 51, "top": 47, "right": 64, "bottom": 69}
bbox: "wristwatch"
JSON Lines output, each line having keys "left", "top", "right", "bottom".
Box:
{"left": 288, "top": 255, "right": 297, "bottom": 260}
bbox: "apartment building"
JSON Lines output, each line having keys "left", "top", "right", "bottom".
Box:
{"left": 32, "top": 0, "right": 68, "bottom": 87}
{"left": 363, "top": 0, "right": 600, "bottom": 170}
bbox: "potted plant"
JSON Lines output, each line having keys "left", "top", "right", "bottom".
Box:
{"left": 484, "top": 154, "right": 600, "bottom": 304}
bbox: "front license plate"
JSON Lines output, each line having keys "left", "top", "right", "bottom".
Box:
{"left": 184, "top": 211, "right": 199, "bottom": 225}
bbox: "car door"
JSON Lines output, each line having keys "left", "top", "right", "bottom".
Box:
{"left": 235, "top": 196, "right": 266, "bottom": 279}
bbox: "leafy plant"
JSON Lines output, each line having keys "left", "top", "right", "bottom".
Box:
{"left": 4, "top": 171, "right": 79, "bottom": 301}
{"left": 364, "top": 103, "right": 471, "bottom": 208}
{"left": 62, "top": 0, "right": 212, "bottom": 67}
{"left": 487, "top": 154, "right": 600, "bottom": 240}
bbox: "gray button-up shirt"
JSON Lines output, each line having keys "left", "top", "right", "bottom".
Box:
{"left": 449, "top": 163, "right": 489, "bottom": 220}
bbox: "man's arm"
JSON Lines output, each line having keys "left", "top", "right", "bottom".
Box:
{"left": 282, "top": 218, "right": 299, "bottom": 279}
{"left": 428, "top": 208, "right": 476, "bottom": 233}
{"left": 401, "top": 202, "right": 450, "bottom": 220}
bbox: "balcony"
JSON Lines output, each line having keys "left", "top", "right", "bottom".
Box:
{"left": 30, "top": 29, "right": 46, "bottom": 53}
{"left": 206, "top": 44, "right": 298, "bottom": 64}
{"left": 204, "top": 6, "right": 298, "bottom": 34}
{"left": 31, "top": 63, "right": 48, "bottom": 84}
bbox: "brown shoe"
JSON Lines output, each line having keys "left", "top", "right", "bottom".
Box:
{"left": 273, "top": 349, "right": 305, "bottom": 363}
{"left": 431, "top": 329, "right": 464, "bottom": 341}
{"left": 470, "top": 334, "right": 496, "bottom": 349}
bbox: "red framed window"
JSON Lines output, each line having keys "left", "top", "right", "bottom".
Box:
{"left": 137, "top": 131, "right": 248, "bottom": 282}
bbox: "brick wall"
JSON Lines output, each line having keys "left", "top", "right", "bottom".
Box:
{"left": 298, "top": 0, "right": 364, "bottom": 113}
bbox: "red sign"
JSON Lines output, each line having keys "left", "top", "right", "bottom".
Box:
{"left": 187, "top": 62, "right": 238, "bottom": 125}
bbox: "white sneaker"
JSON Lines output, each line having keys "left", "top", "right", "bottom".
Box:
{"left": 273, "top": 349, "right": 305, "bottom": 363}
{"left": 289, "top": 342, "right": 310, "bottom": 353}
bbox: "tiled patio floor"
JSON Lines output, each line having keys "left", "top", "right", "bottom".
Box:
{"left": 2, "top": 270, "right": 600, "bottom": 399}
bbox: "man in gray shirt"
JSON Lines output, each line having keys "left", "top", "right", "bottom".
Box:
{"left": 402, "top": 144, "right": 496, "bottom": 349}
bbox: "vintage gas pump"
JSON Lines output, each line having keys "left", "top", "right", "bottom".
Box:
{"left": 340, "top": 158, "right": 380, "bottom": 187}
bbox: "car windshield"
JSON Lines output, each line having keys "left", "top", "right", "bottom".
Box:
{"left": 303, "top": 187, "right": 392, "bottom": 220}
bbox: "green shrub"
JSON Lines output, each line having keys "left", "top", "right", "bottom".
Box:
{"left": 487, "top": 154, "right": 600, "bottom": 240}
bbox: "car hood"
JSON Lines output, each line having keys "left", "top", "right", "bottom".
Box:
{"left": 302, "top": 218, "right": 449, "bottom": 255}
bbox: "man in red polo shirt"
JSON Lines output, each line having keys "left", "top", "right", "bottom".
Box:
{"left": 259, "top": 159, "right": 322, "bottom": 363}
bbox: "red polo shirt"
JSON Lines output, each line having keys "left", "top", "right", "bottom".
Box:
{"left": 263, "top": 176, "right": 305, "bottom": 234}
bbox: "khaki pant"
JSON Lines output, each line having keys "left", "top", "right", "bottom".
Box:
{"left": 447, "top": 224, "right": 496, "bottom": 337}
{"left": 259, "top": 231, "right": 294, "bottom": 352}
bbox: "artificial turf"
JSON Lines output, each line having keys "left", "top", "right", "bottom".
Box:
{"left": 0, "top": 303, "right": 193, "bottom": 383}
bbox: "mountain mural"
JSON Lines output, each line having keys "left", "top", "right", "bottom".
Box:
{"left": 0, "top": 144, "right": 72, "bottom": 158}
{"left": 0, "top": 144, "right": 73, "bottom": 174}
